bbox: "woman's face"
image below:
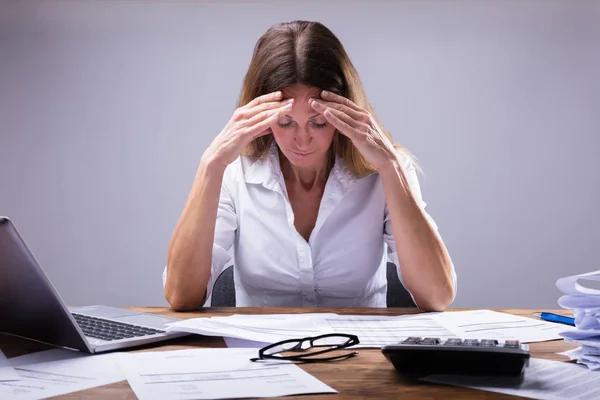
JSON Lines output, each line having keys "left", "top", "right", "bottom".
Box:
{"left": 270, "top": 84, "right": 336, "bottom": 169}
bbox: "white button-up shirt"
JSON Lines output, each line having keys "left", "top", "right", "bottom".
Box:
{"left": 163, "top": 143, "right": 456, "bottom": 308}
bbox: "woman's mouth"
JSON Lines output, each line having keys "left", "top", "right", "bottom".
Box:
{"left": 291, "top": 150, "right": 314, "bottom": 157}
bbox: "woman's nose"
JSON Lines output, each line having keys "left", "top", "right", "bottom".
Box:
{"left": 295, "top": 128, "right": 312, "bottom": 145}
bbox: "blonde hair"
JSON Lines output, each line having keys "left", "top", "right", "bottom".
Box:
{"left": 239, "top": 21, "right": 418, "bottom": 177}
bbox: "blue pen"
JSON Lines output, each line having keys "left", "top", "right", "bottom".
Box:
{"left": 532, "top": 312, "right": 575, "bottom": 327}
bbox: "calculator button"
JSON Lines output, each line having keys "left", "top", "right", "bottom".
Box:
{"left": 463, "top": 339, "right": 480, "bottom": 346}
{"left": 402, "top": 337, "right": 422, "bottom": 344}
{"left": 421, "top": 338, "right": 441, "bottom": 345}
{"left": 504, "top": 340, "right": 520, "bottom": 348}
{"left": 480, "top": 339, "right": 499, "bottom": 347}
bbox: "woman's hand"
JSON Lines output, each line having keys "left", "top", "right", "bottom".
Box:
{"left": 203, "top": 91, "right": 293, "bottom": 169}
{"left": 310, "top": 90, "right": 397, "bottom": 171}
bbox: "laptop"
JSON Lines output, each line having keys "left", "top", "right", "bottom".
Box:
{"left": 0, "top": 216, "right": 189, "bottom": 353}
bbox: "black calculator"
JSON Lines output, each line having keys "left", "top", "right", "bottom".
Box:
{"left": 382, "top": 337, "right": 530, "bottom": 377}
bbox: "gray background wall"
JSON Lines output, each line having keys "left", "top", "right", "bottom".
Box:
{"left": 1, "top": 0, "right": 599, "bottom": 309}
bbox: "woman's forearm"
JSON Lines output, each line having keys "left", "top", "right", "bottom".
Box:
{"left": 378, "top": 159, "right": 454, "bottom": 312}
{"left": 165, "top": 158, "right": 225, "bottom": 311}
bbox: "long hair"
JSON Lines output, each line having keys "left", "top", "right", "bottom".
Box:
{"left": 239, "top": 20, "right": 417, "bottom": 177}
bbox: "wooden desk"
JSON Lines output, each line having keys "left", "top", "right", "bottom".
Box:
{"left": 0, "top": 308, "right": 578, "bottom": 399}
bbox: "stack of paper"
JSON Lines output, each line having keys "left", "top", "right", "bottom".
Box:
{"left": 556, "top": 270, "right": 600, "bottom": 370}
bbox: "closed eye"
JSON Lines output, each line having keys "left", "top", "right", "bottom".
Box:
{"left": 276, "top": 121, "right": 329, "bottom": 129}
{"left": 277, "top": 121, "right": 294, "bottom": 129}
{"left": 310, "top": 121, "right": 329, "bottom": 129}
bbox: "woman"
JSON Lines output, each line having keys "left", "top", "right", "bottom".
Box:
{"left": 164, "top": 21, "right": 456, "bottom": 311}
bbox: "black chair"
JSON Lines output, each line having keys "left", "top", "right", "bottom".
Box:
{"left": 210, "top": 263, "right": 416, "bottom": 308}
{"left": 385, "top": 262, "right": 417, "bottom": 308}
{"left": 211, "top": 265, "right": 236, "bottom": 307}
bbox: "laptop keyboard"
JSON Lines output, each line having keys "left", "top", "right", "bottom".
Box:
{"left": 72, "top": 313, "right": 165, "bottom": 341}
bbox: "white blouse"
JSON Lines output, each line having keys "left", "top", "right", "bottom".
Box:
{"left": 163, "top": 143, "right": 457, "bottom": 308}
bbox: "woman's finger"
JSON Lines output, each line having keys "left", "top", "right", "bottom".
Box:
{"left": 320, "top": 90, "right": 362, "bottom": 112}
{"left": 243, "top": 103, "right": 291, "bottom": 136}
{"left": 323, "top": 108, "right": 360, "bottom": 140}
{"left": 243, "top": 101, "right": 291, "bottom": 128}
{"left": 246, "top": 98, "right": 293, "bottom": 118}
{"left": 234, "top": 97, "right": 292, "bottom": 122}
{"left": 250, "top": 109, "right": 287, "bottom": 139}
{"left": 327, "top": 107, "right": 368, "bottom": 133}
{"left": 311, "top": 99, "right": 363, "bottom": 126}
{"left": 243, "top": 91, "right": 283, "bottom": 110}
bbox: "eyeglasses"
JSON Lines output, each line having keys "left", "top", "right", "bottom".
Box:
{"left": 250, "top": 333, "right": 360, "bottom": 363}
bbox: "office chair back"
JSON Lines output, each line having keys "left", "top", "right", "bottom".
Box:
{"left": 211, "top": 265, "right": 236, "bottom": 307}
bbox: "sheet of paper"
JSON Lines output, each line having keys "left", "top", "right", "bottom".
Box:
{"left": 224, "top": 313, "right": 339, "bottom": 321}
{"left": 317, "top": 314, "right": 457, "bottom": 347}
{"left": 0, "top": 352, "right": 123, "bottom": 400}
{"left": 559, "top": 347, "right": 600, "bottom": 370}
{"left": 0, "top": 350, "right": 20, "bottom": 382}
{"left": 422, "top": 358, "right": 600, "bottom": 400}
{"left": 224, "top": 337, "right": 269, "bottom": 348}
{"left": 562, "top": 336, "right": 600, "bottom": 347}
{"left": 431, "top": 310, "right": 575, "bottom": 343}
{"left": 556, "top": 269, "right": 600, "bottom": 296}
{"left": 559, "top": 295, "right": 600, "bottom": 309}
{"left": 218, "top": 316, "right": 321, "bottom": 347}
{"left": 7, "top": 348, "right": 88, "bottom": 367}
{"left": 572, "top": 309, "right": 600, "bottom": 330}
{"left": 559, "top": 329, "right": 600, "bottom": 340}
{"left": 166, "top": 314, "right": 330, "bottom": 343}
{"left": 115, "top": 348, "right": 336, "bottom": 400}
